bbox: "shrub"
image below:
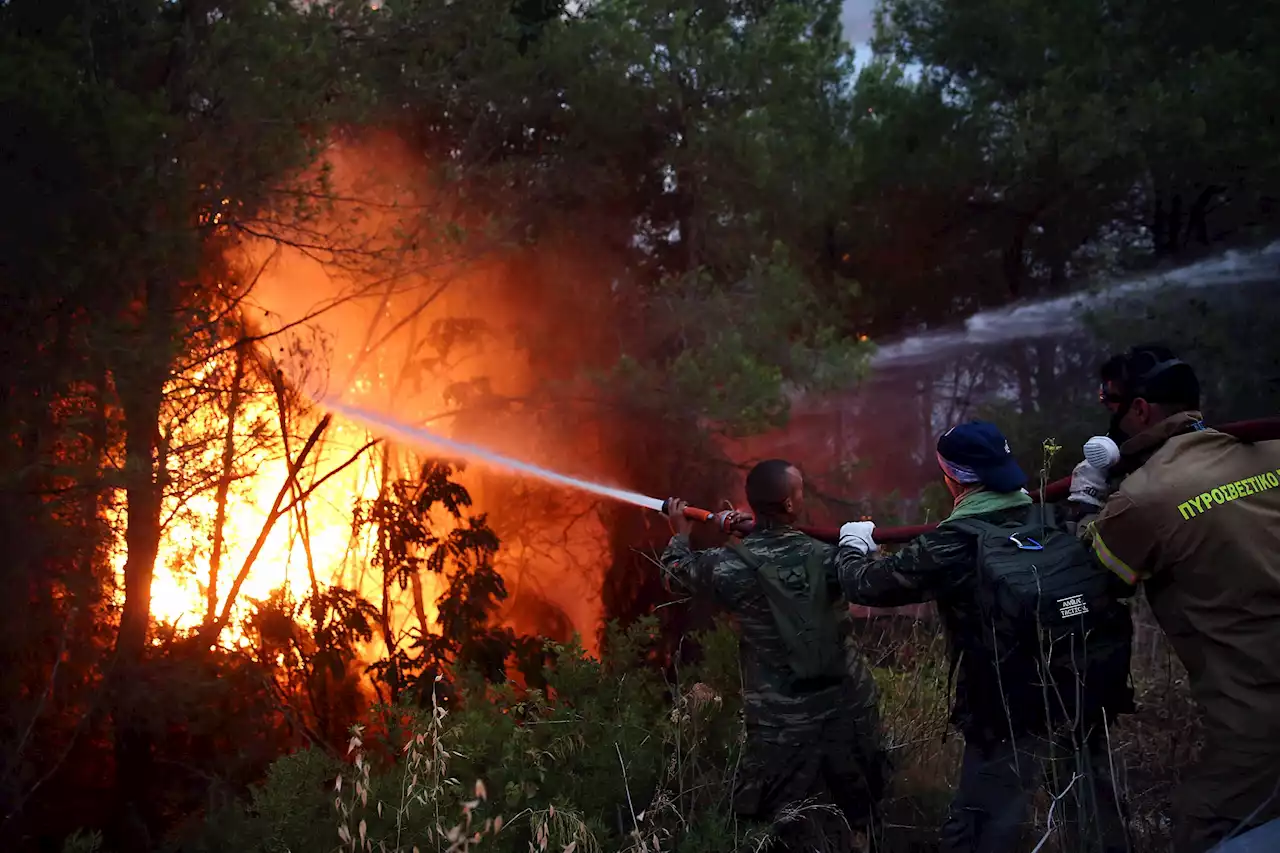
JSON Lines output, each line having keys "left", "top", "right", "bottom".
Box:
{"left": 146, "top": 607, "right": 1195, "bottom": 853}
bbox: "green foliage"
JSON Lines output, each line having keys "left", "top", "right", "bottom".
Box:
{"left": 635, "top": 245, "right": 871, "bottom": 434}
{"left": 8, "top": 0, "right": 1280, "bottom": 849}
{"left": 875, "top": 0, "right": 1280, "bottom": 271}
{"left": 356, "top": 460, "right": 538, "bottom": 704}
{"left": 179, "top": 618, "right": 754, "bottom": 853}
{"left": 60, "top": 613, "right": 1201, "bottom": 853}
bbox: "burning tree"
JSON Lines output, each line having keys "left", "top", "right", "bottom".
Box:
{"left": 0, "top": 0, "right": 387, "bottom": 843}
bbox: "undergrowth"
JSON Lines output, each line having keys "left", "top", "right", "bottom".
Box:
{"left": 90, "top": 610, "right": 1193, "bottom": 853}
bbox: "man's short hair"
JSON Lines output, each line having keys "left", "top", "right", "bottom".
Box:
{"left": 1100, "top": 344, "right": 1200, "bottom": 411}
{"left": 745, "top": 458, "right": 795, "bottom": 518}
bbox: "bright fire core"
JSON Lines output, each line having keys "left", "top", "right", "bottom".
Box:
{"left": 140, "top": 403, "right": 411, "bottom": 642}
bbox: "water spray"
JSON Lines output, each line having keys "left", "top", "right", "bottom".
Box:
{"left": 322, "top": 398, "right": 668, "bottom": 513}
{"left": 324, "top": 398, "right": 937, "bottom": 542}
{"left": 322, "top": 398, "right": 1280, "bottom": 545}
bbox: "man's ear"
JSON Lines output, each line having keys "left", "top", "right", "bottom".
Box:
{"left": 782, "top": 496, "right": 794, "bottom": 514}
{"left": 1132, "top": 398, "right": 1151, "bottom": 424}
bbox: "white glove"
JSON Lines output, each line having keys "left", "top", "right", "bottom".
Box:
{"left": 1069, "top": 460, "right": 1108, "bottom": 508}
{"left": 839, "top": 521, "right": 878, "bottom": 555}
{"left": 1083, "top": 435, "right": 1121, "bottom": 471}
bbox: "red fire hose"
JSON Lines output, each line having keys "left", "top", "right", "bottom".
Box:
{"left": 676, "top": 417, "right": 1280, "bottom": 545}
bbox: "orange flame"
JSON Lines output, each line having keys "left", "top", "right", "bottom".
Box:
{"left": 119, "top": 134, "right": 616, "bottom": 660}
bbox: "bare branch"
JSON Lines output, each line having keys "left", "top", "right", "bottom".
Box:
{"left": 201, "top": 413, "right": 333, "bottom": 646}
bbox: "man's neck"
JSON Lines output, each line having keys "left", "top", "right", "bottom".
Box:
{"left": 752, "top": 516, "right": 794, "bottom": 533}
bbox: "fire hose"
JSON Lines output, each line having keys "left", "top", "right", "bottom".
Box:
{"left": 666, "top": 416, "right": 1280, "bottom": 545}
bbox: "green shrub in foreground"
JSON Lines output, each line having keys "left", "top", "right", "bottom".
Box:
{"left": 110, "top": 613, "right": 1189, "bottom": 853}
{"left": 170, "top": 617, "right": 765, "bottom": 853}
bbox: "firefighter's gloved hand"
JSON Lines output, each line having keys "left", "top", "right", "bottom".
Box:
{"left": 1069, "top": 461, "right": 1108, "bottom": 508}
{"left": 838, "top": 521, "right": 878, "bottom": 555}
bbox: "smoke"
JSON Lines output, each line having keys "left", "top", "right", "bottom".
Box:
{"left": 238, "top": 132, "right": 630, "bottom": 653}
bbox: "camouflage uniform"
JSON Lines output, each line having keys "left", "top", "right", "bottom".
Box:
{"left": 662, "top": 527, "right": 890, "bottom": 849}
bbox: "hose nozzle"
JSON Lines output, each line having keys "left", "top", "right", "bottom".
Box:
{"left": 662, "top": 498, "right": 715, "bottom": 523}
{"left": 661, "top": 499, "right": 751, "bottom": 534}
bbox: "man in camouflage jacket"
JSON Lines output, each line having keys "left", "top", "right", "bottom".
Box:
{"left": 661, "top": 459, "right": 889, "bottom": 850}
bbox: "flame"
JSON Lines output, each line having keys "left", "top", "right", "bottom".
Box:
{"left": 118, "top": 134, "right": 617, "bottom": 659}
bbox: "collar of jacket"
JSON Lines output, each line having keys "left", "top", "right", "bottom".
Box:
{"left": 1120, "top": 411, "right": 1206, "bottom": 465}
{"left": 747, "top": 523, "right": 795, "bottom": 538}
{"left": 946, "top": 488, "right": 1033, "bottom": 522}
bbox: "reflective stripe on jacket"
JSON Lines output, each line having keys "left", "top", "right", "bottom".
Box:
{"left": 1088, "top": 411, "right": 1280, "bottom": 742}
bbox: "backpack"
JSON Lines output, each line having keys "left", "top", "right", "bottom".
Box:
{"left": 724, "top": 538, "right": 846, "bottom": 688}
{"left": 944, "top": 503, "right": 1132, "bottom": 724}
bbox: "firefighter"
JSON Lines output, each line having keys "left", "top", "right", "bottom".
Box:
{"left": 1078, "top": 345, "right": 1280, "bottom": 852}
{"left": 661, "top": 459, "right": 890, "bottom": 851}
{"left": 838, "top": 421, "right": 1133, "bottom": 853}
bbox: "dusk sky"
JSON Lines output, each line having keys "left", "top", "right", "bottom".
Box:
{"left": 841, "top": 0, "right": 876, "bottom": 55}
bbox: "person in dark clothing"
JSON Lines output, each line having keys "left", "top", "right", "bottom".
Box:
{"left": 662, "top": 460, "right": 890, "bottom": 851}
{"left": 835, "top": 422, "right": 1134, "bottom": 853}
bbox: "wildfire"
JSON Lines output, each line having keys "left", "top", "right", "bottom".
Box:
{"left": 112, "top": 135, "right": 617, "bottom": 662}
{"left": 137, "top": 403, "right": 403, "bottom": 638}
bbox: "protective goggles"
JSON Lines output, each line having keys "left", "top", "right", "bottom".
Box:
{"left": 1098, "top": 354, "right": 1186, "bottom": 409}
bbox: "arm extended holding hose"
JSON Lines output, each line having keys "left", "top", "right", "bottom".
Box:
{"left": 662, "top": 495, "right": 938, "bottom": 544}
{"left": 665, "top": 417, "right": 1280, "bottom": 544}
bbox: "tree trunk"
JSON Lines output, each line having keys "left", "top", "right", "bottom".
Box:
{"left": 205, "top": 340, "right": 246, "bottom": 631}
{"left": 410, "top": 570, "right": 430, "bottom": 640}
{"left": 1012, "top": 346, "right": 1034, "bottom": 415}
{"left": 1002, "top": 224, "right": 1027, "bottom": 298}
{"left": 199, "top": 414, "right": 331, "bottom": 647}
{"left": 1165, "top": 192, "right": 1184, "bottom": 255}
{"left": 376, "top": 446, "right": 399, "bottom": 705}
{"left": 1184, "top": 184, "right": 1223, "bottom": 248}
{"left": 272, "top": 370, "right": 323, "bottom": 628}
{"left": 1152, "top": 190, "right": 1168, "bottom": 258}
{"left": 110, "top": 276, "right": 178, "bottom": 850}
{"left": 1034, "top": 341, "right": 1057, "bottom": 412}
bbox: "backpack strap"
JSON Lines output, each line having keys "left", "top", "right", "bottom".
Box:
{"left": 725, "top": 539, "right": 799, "bottom": 615}
{"left": 945, "top": 502, "right": 1058, "bottom": 544}
{"left": 724, "top": 538, "right": 843, "bottom": 687}
{"left": 724, "top": 538, "right": 762, "bottom": 570}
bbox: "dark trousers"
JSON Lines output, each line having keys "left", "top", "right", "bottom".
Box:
{"left": 940, "top": 726, "right": 1131, "bottom": 853}
{"left": 1171, "top": 733, "right": 1280, "bottom": 853}
{"left": 739, "top": 712, "right": 890, "bottom": 852}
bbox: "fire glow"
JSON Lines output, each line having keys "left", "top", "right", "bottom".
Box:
{"left": 111, "top": 136, "right": 616, "bottom": 660}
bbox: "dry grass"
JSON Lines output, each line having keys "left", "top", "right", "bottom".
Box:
{"left": 162, "top": 609, "right": 1204, "bottom": 853}
{"left": 851, "top": 597, "right": 1199, "bottom": 853}
{"left": 334, "top": 675, "right": 597, "bottom": 853}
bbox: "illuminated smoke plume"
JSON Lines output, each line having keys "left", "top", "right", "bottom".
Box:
{"left": 221, "top": 133, "right": 624, "bottom": 655}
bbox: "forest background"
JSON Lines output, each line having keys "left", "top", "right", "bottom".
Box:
{"left": 4, "top": 0, "right": 1280, "bottom": 850}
